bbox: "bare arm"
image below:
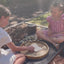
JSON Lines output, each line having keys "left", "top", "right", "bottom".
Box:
{"left": 7, "top": 42, "right": 34, "bottom": 52}
{"left": 48, "top": 24, "right": 52, "bottom": 36}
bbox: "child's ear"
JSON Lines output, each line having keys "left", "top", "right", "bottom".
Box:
{"left": 1, "top": 16, "right": 5, "bottom": 19}
{"left": 0, "top": 16, "right": 6, "bottom": 21}
{"left": 60, "top": 11, "right": 63, "bottom": 14}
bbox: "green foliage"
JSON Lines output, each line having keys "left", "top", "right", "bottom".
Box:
{"left": 0, "top": 0, "right": 9, "bottom": 6}
{"left": 29, "top": 12, "right": 50, "bottom": 26}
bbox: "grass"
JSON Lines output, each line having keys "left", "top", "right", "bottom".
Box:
{"left": 29, "top": 12, "right": 51, "bottom": 26}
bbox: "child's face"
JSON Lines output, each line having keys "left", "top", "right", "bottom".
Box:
{"left": 51, "top": 7, "right": 63, "bottom": 18}
{"left": 0, "top": 16, "right": 9, "bottom": 27}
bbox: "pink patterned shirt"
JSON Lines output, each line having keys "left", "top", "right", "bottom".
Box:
{"left": 46, "top": 14, "right": 64, "bottom": 37}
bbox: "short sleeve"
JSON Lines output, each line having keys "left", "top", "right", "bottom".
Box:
{"left": 61, "top": 14, "right": 64, "bottom": 20}
{"left": 46, "top": 16, "right": 51, "bottom": 22}
{"left": 0, "top": 28, "right": 12, "bottom": 48}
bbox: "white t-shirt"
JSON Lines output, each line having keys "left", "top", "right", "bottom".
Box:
{"left": 0, "top": 27, "right": 12, "bottom": 55}
{"left": 0, "top": 27, "right": 12, "bottom": 48}
{"left": 0, "top": 27, "right": 16, "bottom": 64}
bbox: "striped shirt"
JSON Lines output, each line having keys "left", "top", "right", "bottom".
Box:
{"left": 47, "top": 14, "right": 64, "bottom": 35}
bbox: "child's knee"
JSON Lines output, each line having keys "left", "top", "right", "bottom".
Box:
{"left": 14, "top": 54, "right": 26, "bottom": 64}
{"left": 15, "top": 54, "right": 26, "bottom": 60}
{"left": 22, "top": 55, "right": 26, "bottom": 60}
{"left": 36, "top": 30, "right": 41, "bottom": 35}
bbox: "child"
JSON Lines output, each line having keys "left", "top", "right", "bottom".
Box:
{"left": 0, "top": 5, "right": 34, "bottom": 64}
{"left": 36, "top": 2, "right": 64, "bottom": 48}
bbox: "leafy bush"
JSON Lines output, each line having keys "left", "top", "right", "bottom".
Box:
{"left": 29, "top": 12, "right": 50, "bottom": 26}
{"left": 0, "top": 0, "right": 9, "bottom": 6}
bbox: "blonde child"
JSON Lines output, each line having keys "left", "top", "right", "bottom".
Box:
{"left": 36, "top": 2, "right": 64, "bottom": 48}
{"left": 0, "top": 5, "right": 34, "bottom": 64}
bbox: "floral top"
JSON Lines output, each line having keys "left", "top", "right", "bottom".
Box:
{"left": 46, "top": 14, "right": 64, "bottom": 37}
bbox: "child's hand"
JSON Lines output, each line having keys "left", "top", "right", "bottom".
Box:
{"left": 28, "top": 46, "right": 34, "bottom": 52}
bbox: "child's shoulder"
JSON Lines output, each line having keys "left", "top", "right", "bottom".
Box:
{"left": 61, "top": 13, "right": 64, "bottom": 20}
{"left": 47, "top": 16, "right": 52, "bottom": 22}
{"left": 61, "top": 13, "right": 64, "bottom": 17}
{"left": 47, "top": 16, "right": 52, "bottom": 19}
{"left": 0, "top": 27, "right": 4, "bottom": 32}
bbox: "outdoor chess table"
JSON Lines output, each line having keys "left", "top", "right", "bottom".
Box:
{"left": 4, "top": 23, "right": 64, "bottom": 64}
{"left": 18, "top": 35, "right": 64, "bottom": 64}
{"left": 25, "top": 41, "right": 64, "bottom": 64}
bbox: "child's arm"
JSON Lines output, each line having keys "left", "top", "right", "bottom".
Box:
{"left": 7, "top": 42, "right": 34, "bottom": 52}
{"left": 48, "top": 24, "right": 52, "bottom": 36}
